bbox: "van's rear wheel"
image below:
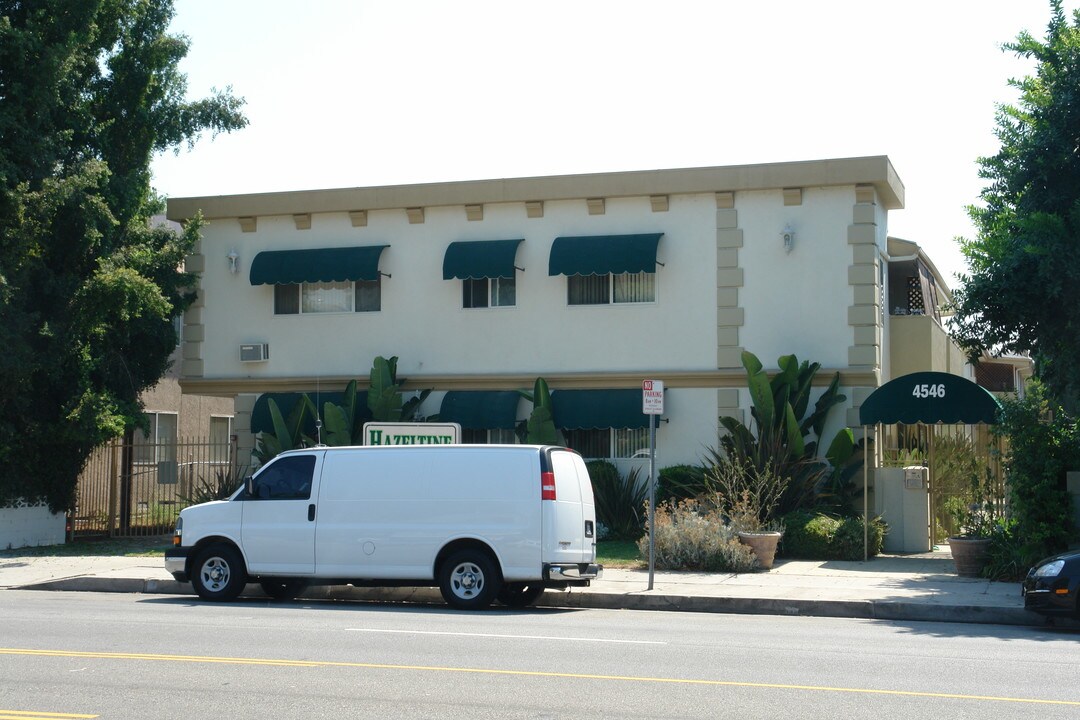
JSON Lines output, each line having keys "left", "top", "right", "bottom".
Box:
{"left": 259, "top": 579, "right": 308, "bottom": 601}
{"left": 497, "top": 583, "right": 545, "bottom": 608}
{"left": 439, "top": 550, "right": 499, "bottom": 610}
{"left": 192, "top": 543, "right": 247, "bottom": 601}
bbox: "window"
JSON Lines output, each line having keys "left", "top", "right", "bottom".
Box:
{"left": 562, "top": 428, "right": 651, "bottom": 459}
{"left": 463, "top": 277, "right": 515, "bottom": 308}
{"left": 250, "top": 455, "right": 316, "bottom": 500}
{"left": 133, "top": 412, "right": 178, "bottom": 464}
{"left": 274, "top": 279, "right": 381, "bottom": 315}
{"left": 568, "top": 271, "right": 655, "bottom": 305}
{"left": 209, "top": 416, "right": 232, "bottom": 465}
{"left": 461, "top": 428, "right": 518, "bottom": 444}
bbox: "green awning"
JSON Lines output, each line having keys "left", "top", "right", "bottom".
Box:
{"left": 548, "top": 233, "right": 663, "bottom": 276}
{"left": 443, "top": 239, "right": 524, "bottom": 280}
{"left": 552, "top": 389, "right": 650, "bottom": 429}
{"left": 439, "top": 391, "right": 521, "bottom": 430}
{"left": 251, "top": 391, "right": 370, "bottom": 434}
{"left": 249, "top": 246, "right": 388, "bottom": 286}
{"left": 859, "top": 372, "right": 1001, "bottom": 425}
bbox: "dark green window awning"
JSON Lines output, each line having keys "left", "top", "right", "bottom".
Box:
{"left": 249, "top": 246, "right": 388, "bottom": 286}
{"left": 439, "top": 391, "right": 521, "bottom": 430}
{"left": 548, "top": 233, "right": 663, "bottom": 277}
{"left": 443, "top": 239, "right": 524, "bottom": 280}
{"left": 552, "top": 389, "right": 649, "bottom": 429}
{"left": 251, "top": 391, "right": 370, "bottom": 435}
{"left": 859, "top": 372, "right": 1002, "bottom": 425}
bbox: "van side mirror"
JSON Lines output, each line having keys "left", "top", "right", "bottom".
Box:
{"left": 245, "top": 475, "right": 255, "bottom": 498}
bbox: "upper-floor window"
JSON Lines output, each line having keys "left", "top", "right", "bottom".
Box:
{"left": 274, "top": 279, "right": 381, "bottom": 315}
{"left": 443, "top": 239, "right": 523, "bottom": 310}
{"left": 464, "top": 277, "right": 516, "bottom": 308}
{"left": 568, "top": 271, "right": 655, "bottom": 305}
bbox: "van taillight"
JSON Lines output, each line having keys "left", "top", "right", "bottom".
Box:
{"left": 541, "top": 471, "right": 557, "bottom": 500}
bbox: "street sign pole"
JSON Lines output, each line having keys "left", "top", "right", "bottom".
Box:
{"left": 648, "top": 412, "right": 656, "bottom": 590}
{"left": 642, "top": 380, "right": 664, "bottom": 591}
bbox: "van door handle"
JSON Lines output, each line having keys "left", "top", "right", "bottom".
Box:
{"left": 308, "top": 504, "right": 316, "bottom": 522}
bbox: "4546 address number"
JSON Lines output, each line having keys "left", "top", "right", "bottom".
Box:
{"left": 912, "top": 383, "right": 946, "bottom": 399}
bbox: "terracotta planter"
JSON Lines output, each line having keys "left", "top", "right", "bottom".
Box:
{"left": 738, "top": 531, "right": 782, "bottom": 570}
{"left": 948, "top": 536, "right": 991, "bottom": 577}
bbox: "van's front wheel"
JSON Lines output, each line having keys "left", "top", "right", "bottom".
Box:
{"left": 439, "top": 550, "right": 499, "bottom": 610}
{"left": 192, "top": 543, "right": 247, "bottom": 602}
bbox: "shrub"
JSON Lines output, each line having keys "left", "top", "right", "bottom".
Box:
{"left": 656, "top": 464, "right": 708, "bottom": 503}
{"left": 588, "top": 461, "right": 647, "bottom": 540}
{"left": 701, "top": 451, "right": 787, "bottom": 532}
{"left": 780, "top": 510, "right": 886, "bottom": 560}
{"left": 994, "top": 382, "right": 1080, "bottom": 564}
{"left": 638, "top": 498, "right": 757, "bottom": 572}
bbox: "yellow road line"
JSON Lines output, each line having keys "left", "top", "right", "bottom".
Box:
{"left": 2, "top": 647, "right": 1077, "bottom": 707}
{"left": 0, "top": 712, "right": 97, "bottom": 719}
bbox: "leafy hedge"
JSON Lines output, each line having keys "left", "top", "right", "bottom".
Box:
{"left": 779, "top": 510, "right": 887, "bottom": 560}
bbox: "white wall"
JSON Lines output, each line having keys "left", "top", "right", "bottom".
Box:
{"left": 738, "top": 187, "right": 861, "bottom": 369}
{"left": 0, "top": 504, "right": 65, "bottom": 550}
{"left": 202, "top": 192, "right": 719, "bottom": 379}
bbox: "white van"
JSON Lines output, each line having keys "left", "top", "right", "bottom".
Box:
{"left": 165, "top": 444, "right": 601, "bottom": 609}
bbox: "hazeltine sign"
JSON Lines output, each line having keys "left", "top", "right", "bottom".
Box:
{"left": 363, "top": 422, "right": 462, "bottom": 446}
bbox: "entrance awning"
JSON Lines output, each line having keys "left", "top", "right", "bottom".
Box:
{"left": 249, "top": 246, "right": 388, "bottom": 286}
{"left": 858, "top": 371, "right": 1001, "bottom": 425}
{"left": 442, "top": 239, "right": 524, "bottom": 280}
{"left": 552, "top": 389, "right": 649, "bottom": 429}
{"left": 548, "top": 233, "right": 663, "bottom": 276}
{"left": 439, "top": 391, "right": 521, "bottom": 430}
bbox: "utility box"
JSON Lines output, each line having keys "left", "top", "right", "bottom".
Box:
{"left": 874, "top": 465, "right": 931, "bottom": 553}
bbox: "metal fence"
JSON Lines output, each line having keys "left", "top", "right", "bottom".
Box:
{"left": 74, "top": 436, "right": 239, "bottom": 537}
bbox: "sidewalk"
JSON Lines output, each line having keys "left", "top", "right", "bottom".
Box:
{"left": 0, "top": 548, "right": 1041, "bottom": 627}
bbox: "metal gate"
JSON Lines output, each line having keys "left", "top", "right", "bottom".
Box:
{"left": 74, "top": 436, "right": 239, "bottom": 537}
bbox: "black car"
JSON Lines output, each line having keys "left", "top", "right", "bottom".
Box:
{"left": 1023, "top": 549, "right": 1080, "bottom": 618}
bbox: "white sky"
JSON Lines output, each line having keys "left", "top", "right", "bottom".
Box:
{"left": 150, "top": 0, "right": 1077, "bottom": 287}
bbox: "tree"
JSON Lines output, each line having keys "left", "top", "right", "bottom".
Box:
{"left": 0, "top": 1, "right": 247, "bottom": 511}
{"left": 950, "top": 1, "right": 1080, "bottom": 412}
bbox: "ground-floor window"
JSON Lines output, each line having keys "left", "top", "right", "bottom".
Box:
{"left": 133, "top": 412, "right": 178, "bottom": 464}
{"left": 563, "top": 428, "right": 651, "bottom": 459}
{"left": 461, "top": 428, "right": 518, "bottom": 444}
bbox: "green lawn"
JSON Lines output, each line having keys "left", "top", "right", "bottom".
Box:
{"left": 597, "top": 540, "right": 644, "bottom": 568}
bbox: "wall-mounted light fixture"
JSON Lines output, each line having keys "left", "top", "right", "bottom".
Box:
{"left": 782, "top": 225, "right": 795, "bottom": 254}
{"left": 227, "top": 249, "right": 239, "bottom": 274}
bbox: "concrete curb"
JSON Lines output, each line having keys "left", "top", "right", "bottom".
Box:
{"left": 15, "top": 576, "right": 1043, "bottom": 627}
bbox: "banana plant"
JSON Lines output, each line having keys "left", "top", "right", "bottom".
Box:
{"left": 366, "top": 355, "right": 430, "bottom": 422}
{"left": 253, "top": 395, "right": 317, "bottom": 463}
{"left": 517, "top": 377, "right": 561, "bottom": 445}
{"left": 719, "top": 350, "right": 859, "bottom": 514}
{"left": 323, "top": 379, "right": 364, "bottom": 446}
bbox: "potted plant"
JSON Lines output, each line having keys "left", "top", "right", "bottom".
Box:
{"left": 946, "top": 465, "right": 1001, "bottom": 577}
{"left": 703, "top": 452, "right": 786, "bottom": 570}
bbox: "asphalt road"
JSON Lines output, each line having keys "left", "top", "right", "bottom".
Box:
{"left": 1, "top": 590, "right": 1079, "bottom": 719}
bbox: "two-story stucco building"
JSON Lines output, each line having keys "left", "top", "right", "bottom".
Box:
{"left": 166, "top": 155, "right": 978, "bottom": 473}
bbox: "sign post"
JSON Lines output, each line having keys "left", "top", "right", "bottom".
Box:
{"left": 642, "top": 380, "right": 664, "bottom": 590}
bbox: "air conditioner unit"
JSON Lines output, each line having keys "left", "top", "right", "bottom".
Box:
{"left": 239, "top": 343, "right": 270, "bottom": 362}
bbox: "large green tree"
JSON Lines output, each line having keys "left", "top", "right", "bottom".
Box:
{"left": 0, "top": 1, "right": 246, "bottom": 511}
{"left": 950, "top": 1, "right": 1080, "bottom": 412}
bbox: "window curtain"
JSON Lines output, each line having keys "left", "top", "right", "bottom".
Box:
{"left": 613, "top": 271, "right": 655, "bottom": 303}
